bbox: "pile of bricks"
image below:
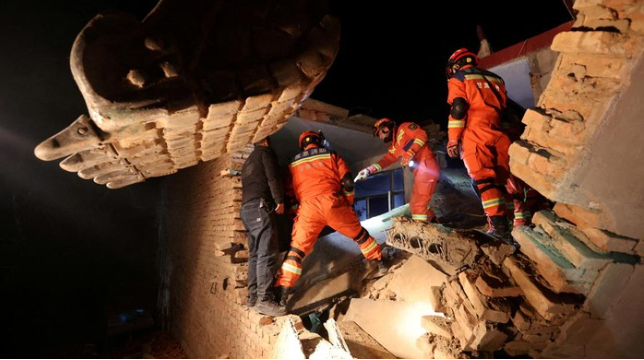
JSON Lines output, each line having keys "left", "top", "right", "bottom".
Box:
{"left": 34, "top": 1, "right": 340, "bottom": 189}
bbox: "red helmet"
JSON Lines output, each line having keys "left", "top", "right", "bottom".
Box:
{"left": 446, "top": 48, "right": 478, "bottom": 78}
{"left": 373, "top": 118, "right": 395, "bottom": 137}
{"left": 298, "top": 130, "right": 325, "bottom": 150}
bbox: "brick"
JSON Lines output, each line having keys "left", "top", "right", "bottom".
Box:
{"left": 504, "top": 340, "right": 532, "bottom": 356}
{"left": 421, "top": 315, "right": 453, "bottom": 338}
{"left": 475, "top": 273, "right": 522, "bottom": 298}
{"left": 579, "top": 227, "right": 638, "bottom": 253}
{"left": 512, "top": 226, "right": 586, "bottom": 294}
{"left": 458, "top": 272, "right": 510, "bottom": 323}
{"left": 533, "top": 211, "right": 613, "bottom": 271}
{"left": 503, "top": 257, "right": 575, "bottom": 321}
{"left": 470, "top": 325, "right": 508, "bottom": 351}
{"left": 551, "top": 31, "right": 628, "bottom": 55}
{"left": 554, "top": 202, "right": 605, "bottom": 229}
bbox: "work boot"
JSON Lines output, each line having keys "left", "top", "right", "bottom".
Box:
{"left": 367, "top": 258, "right": 389, "bottom": 279}
{"left": 254, "top": 299, "right": 287, "bottom": 317}
{"left": 513, "top": 217, "right": 531, "bottom": 228}
{"left": 487, "top": 215, "right": 516, "bottom": 247}
{"left": 245, "top": 294, "right": 257, "bottom": 310}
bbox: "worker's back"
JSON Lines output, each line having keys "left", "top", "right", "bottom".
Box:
{"left": 289, "top": 147, "right": 345, "bottom": 201}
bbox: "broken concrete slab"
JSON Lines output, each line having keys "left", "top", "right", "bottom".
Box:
{"left": 343, "top": 299, "right": 434, "bottom": 359}
{"left": 337, "top": 321, "right": 395, "bottom": 359}
{"left": 386, "top": 219, "right": 479, "bottom": 268}
{"left": 386, "top": 255, "right": 448, "bottom": 312}
{"left": 503, "top": 257, "right": 576, "bottom": 322}
{"left": 421, "top": 315, "right": 453, "bottom": 339}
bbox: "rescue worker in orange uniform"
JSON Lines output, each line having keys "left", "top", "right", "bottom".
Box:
{"left": 274, "top": 131, "right": 387, "bottom": 294}
{"left": 356, "top": 119, "right": 441, "bottom": 223}
{"left": 445, "top": 48, "right": 520, "bottom": 239}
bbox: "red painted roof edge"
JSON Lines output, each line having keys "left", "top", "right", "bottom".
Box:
{"left": 478, "top": 21, "right": 574, "bottom": 69}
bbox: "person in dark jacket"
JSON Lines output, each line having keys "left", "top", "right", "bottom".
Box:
{"left": 240, "top": 136, "right": 286, "bottom": 316}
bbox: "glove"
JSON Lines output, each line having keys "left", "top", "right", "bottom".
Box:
{"left": 447, "top": 140, "right": 460, "bottom": 158}
{"left": 355, "top": 168, "right": 371, "bottom": 182}
{"left": 401, "top": 151, "right": 415, "bottom": 167}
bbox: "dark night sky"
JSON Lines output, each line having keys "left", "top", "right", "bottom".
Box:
{"left": 0, "top": 0, "right": 571, "bottom": 356}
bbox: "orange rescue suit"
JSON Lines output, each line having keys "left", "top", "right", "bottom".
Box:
{"left": 275, "top": 146, "right": 382, "bottom": 289}
{"left": 447, "top": 67, "right": 511, "bottom": 218}
{"left": 369, "top": 122, "right": 440, "bottom": 221}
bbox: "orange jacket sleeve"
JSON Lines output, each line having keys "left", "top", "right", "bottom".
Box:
{"left": 334, "top": 151, "right": 355, "bottom": 205}
{"left": 447, "top": 77, "right": 467, "bottom": 142}
{"left": 372, "top": 146, "right": 398, "bottom": 173}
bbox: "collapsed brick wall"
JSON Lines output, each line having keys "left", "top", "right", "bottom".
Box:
{"left": 159, "top": 148, "right": 283, "bottom": 358}
{"left": 505, "top": 0, "right": 644, "bottom": 357}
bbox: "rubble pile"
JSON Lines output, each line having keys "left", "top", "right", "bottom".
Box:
{"left": 332, "top": 215, "right": 640, "bottom": 358}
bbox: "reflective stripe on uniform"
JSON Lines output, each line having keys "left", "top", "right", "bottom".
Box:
{"left": 280, "top": 262, "right": 302, "bottom": 275}
{"left": 514, "top": 211, "right": 531, "bottom": 219}
{"left": 482, "top": 198, "right": 503, "bottom": 209}
{"left": 361, "top": 240, "right": 378, "bottom": 256}
{"left": 412, "top": 214, "right": 428, "bottom": 221}
{"left": 373, "top": 163, "right": 382, "bottom": 172}
{"left": 448, "top": 120, "right": 466, "bottom": 128}
{"left": 413, "top": 139, "right": 425, "bottom": 147}
{"left": 291, "top": 153, "right": 331, "bottom": 167}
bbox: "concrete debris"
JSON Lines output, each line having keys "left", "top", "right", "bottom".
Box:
{"left": 421, "top": 315, "right": 453, "bottom": 339}
{"left": 480, "top": 242, "right": 515, "bottom": 266}
{"left": 343, "top": 298, "right": 431, "bottom": 359}
{"left": 337, "top": 321, "right": 395, "bottom": 359}
{"left": 386, "top": 218, "right": 480, "bottom": 269}
{"left": 416, "top": 333, "right": 464, "bottom": 359}
{"left": 385, "top": 255, "right": 447, "bottom": 311}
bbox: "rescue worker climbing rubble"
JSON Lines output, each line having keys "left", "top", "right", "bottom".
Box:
{"left": 444, "top": 48, "right": 528, "bottom": 241}
{"left": 274, "top": 131, "right": 388, "bottom": 303}
{"left": 356, "top": 119, "right": 441, "bottom": 223}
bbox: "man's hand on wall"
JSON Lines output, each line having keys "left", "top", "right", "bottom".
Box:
{"left": 275, "top": 203, "right": 285, "bottom": 214}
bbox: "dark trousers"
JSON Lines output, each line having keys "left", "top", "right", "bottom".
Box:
{"left": 240, "top": 198, "right": 280, "bottom": 301}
